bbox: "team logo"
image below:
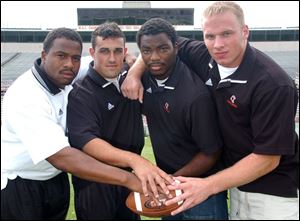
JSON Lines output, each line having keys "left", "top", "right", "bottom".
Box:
{"left": 226, "top": 95, "right": 238, "bottom": 108}
{"left": 108, "top": 102, "right": 115, "bottom": 110}
{"left": 146, "top": 87, "right": 152, "bottom": 93}
{"left": 205, "top": 78, "right": 213, "bottom": 86}
{"left": 144, "top": 193, "right": 166, "bottom": 209}
{"left": 164, "top": 102, "right": 170, "bottom": 113}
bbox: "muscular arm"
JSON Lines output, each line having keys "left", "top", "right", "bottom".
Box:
{"left": 166, "top": 153, "right": 280, "bottom": 215}
{"left": 82, "top": 138, "right": 173, "bottom": 197}
{"left": 173, "top": 150, "right": 221, "bottom": 177}
{"left": 47, "top": 146, "right": 142, "bottom": 192}
{"left": 83, "top": 138, "right": 141, "bottom": 168}
{"left": 173, "top": 91, "right": 222, "bottom": 177}
{"left": 176, "top": 37, "right": 210, "bottom": 82}
{"left": 208, "top": 153, "right": 280, "bottom": 193}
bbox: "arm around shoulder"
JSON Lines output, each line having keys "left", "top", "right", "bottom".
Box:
{"left": 121, "top": 54, "right": 145, "bottom": 103}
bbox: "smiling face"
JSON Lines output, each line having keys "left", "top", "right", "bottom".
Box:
{"left": 202, "top": 11, "right": 249, "bottom": 68}
{"left": 140, "top": 33, "right": 177, "bottom": 80}
{"left": 41, "top": 38, "right": 82, "bottom": 88}
{"left": 89, "top": 36, "right": 127, "bottom": 79}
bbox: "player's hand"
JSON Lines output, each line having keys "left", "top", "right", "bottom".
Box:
{"left": 121, "top": 54, "right": 145, "bottom": 103}
{"left": 124, "top": 53, "right": 137, "bottom": 67}
{"left": 131, "top": 156, "right": 173, "bottom": 199}
{"left": 121, "top": 71, "right": 144, "bottom": 103}
{"left": 165, "top": 176, "right": 214, "bottom": 216}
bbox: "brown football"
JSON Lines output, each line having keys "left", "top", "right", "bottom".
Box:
{"left": 125, "top": 189, "right": 183, "bottom": 217}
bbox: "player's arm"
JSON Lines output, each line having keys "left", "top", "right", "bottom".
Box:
{"left": 176, "top": 37, "right": 210, "bottom": 81}
{"left": 166, "top": 153, "right": 280, "bottom": 215}
{"left": 173, "top": 150, "right": 221, "bottom": 177}
{"left": 167, "top": 83, "right": 296, "bottom": 215}
{"left": 47, "top": 146, "right": 142, "bottom": 193}
{"left": 121, "top": 54, "right": 145, "bottom": 103}
{"left": 174, "top": 93, "right": 222, "bottom": 177}
{"left": 83, "top": 138, "right": 173, "bottom": 198}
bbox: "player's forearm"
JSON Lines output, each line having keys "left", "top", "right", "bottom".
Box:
{"left": 47, "top": 146, "right": 142, "bottom": 192}
{"left": 83, "top": 138, "right": 139, "bottom": 168}
{"left": 173, "top": 151, "right": 219, "bottom": 177}
{"left": 121, "top": 54, "right": 146, "bottom": 102}
{"left": 206, "top": 153, "right": 280, "bottom": 195}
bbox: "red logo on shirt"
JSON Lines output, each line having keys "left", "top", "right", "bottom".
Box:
{"left": 226, "top": 95, "right": 238, "bottom": 108}
{"left": 164, "top": 102, "right": 170, "bottom": 113}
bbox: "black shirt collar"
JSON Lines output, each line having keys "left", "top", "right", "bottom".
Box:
{"left": 87, "top": 61, "right": 128, "bottom": 89}
{"left": 32, "top": 58, "right": 61, "bottom": 95}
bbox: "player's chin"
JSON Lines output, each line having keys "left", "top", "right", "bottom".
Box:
{"left": 61, "top": 78, "right": 75, "bottom": 86}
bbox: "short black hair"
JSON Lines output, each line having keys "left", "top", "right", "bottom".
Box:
{"left": 43, "top": 27, "right": 83, "bottom": 53}
{"left": 91, "top": 22, "right": 126, "bottom": 49}
{"left": 136, "top": 18, "right": 177, "bottom": 48}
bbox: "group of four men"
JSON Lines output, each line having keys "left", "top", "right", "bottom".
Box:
{"left": 1, "top": 1, "right": 298, "bottom": 220}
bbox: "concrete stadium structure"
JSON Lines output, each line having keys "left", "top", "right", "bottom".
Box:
{"left": 1, "top": 1, "right": 299, "bottom": 127}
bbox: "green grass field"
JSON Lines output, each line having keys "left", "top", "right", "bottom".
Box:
{"left": 66, "top": 136, "right": 160, "bottom": 220}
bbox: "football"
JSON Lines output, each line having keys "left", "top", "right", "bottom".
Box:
{"left": 126, "top": 189, "right": 183, "bottom": 217}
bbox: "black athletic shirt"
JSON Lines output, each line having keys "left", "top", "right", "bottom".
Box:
{"left": 67, "top": 61, "right": 144, "bottom": 190}
{"left": 177, "top": 37, "right": 299, "bottom": 197}
{"left": 142, "top": 57, "right": 223, "bottom": 175}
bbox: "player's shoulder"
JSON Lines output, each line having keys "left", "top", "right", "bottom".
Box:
{"left": 75, "top": 56, "right": 93, "bottom": 82}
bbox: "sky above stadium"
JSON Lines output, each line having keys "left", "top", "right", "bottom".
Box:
{"left": 1, "top": 1, "right": 299, "bottom": 29}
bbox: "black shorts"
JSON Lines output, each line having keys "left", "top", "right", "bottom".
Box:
{"left": 1, "top": 172, "right": 70, "bottom": 220}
